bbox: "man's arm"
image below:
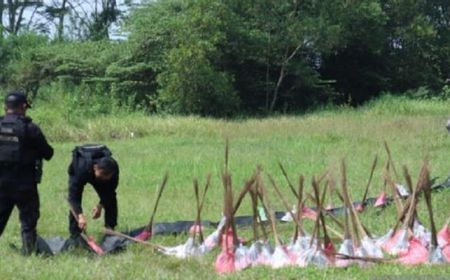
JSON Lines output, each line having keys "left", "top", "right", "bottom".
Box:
{"left": 97, "top": 172, "right": 119, "bottom": 229}
{"left": 28, "top": 123, "right": 54, "bottom": 161}
{"left": 67, "top": 162, "right": 86, "bottom": 215}
{"left": 102, "top": 190, "right": 118, "bottom": 229}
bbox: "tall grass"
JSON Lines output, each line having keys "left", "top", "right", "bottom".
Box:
{"left": 27, "top": 93, "right": 450, "bottom": 142}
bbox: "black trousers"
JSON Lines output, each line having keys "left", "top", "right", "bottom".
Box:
{"left": 0, "top": 187, "right": 40, "bottom": 254}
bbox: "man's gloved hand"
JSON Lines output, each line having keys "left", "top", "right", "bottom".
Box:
{"left": 92, "top": 204, "right": 103, "bottom": 220}
{"left": 78, "top": 214, "right": 87, "bottom": 230}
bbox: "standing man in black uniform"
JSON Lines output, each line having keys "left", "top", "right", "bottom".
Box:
{"left": 0, "top": 91, "right": 53, "bottom": 255}
{"left": 67, "top": 144, "right": 119, "bottom": 241}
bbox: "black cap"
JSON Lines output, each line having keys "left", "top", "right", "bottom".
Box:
{"left": 4, "top": 91, "right": 32, "bottom": 109}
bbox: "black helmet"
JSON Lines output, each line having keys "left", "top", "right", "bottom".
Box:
{"left": 4, "top": 91, "right": 32, "bottom": 109}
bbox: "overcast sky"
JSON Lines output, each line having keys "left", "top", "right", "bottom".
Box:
{"left": 3, "top": 0, "right": 143, "bottom": 39}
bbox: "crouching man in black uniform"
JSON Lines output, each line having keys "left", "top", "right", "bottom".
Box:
{"left": 0, "top": 91, "right": 53, "bottom": 255}
{"left": 67, "top": 144, "right": 119, "bottom": 241}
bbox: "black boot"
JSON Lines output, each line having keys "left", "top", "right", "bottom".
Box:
{"left": 21, "top": 232, "right": 37, "bottom": 255}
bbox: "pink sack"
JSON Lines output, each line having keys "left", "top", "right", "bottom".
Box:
{"left": 135, "top": 229, "right": 152, "bottom": 241}
{"left": 355, "top": 203, "right": 364, "bottom": 213}
{"left": 438, "top": 224, "right": 450, "bottom": 246}
{"left": 287, "top": 243, "right": 301, "bottom": 264}
{"left": 270, "top": 245, "right": 291, "bottom": 269}
{"left": 382, "top": 229, "right": 409, "bottom": 255}
{"left": 323, "top": 241, "right": 336, "bottom": 264}
{"left": 221, "top": 228, "right": 236, "bottom": 249}
{"left": 442, "top": 243, "right": 450, "bottom": 262}
{"left": 189, "top": 224, "right": 205, "bottom": 235}
{"left": 215, "top": 227, "right": 235, "bottom": 274}
{"left": 86, "top": 236, "right": 105, "bottom": 255}
{"left": 255, "top": 243, "right": 273, "bottom": 266}
{"left": 234, "top": 244, "right": 250, "bottom": 271}
{"left": 336, "top": 239, "right": 355, "bottom": 268}
{"left": 215, "top": 250, "right": 235, "bottom": 274}
{"left": 301, "top": 207, "right": 318, "bottom": 220}
{"left": 397, "top": 238, "right": 428, "bottom": 266}
{"left": 374, "top": 192, "right": 388, "bottom": 208}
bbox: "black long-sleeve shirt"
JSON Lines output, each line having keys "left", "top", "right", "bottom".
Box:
{"left": 68, "top": 155, "right": 119, "bottom": 228}
{"left": 0, "top": 114, "right": 53, "bottom": 189}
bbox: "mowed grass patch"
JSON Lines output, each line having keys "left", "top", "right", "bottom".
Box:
{"left": 0, "top": 96, "right": 450, "bottom": 279}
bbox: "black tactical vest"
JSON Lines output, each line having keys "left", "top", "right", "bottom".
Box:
{"left": 0, "top": 117, "right": 27, "bottom": 164}
{"left": 73, "top": 144, "right": 112, "bottom": 167}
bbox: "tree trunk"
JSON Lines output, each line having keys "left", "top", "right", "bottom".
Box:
{"left": 269, "top": 43, "right": 303, "bottom": 113}
{"left": 264, "top": 32, "right": 271, "bottom": 112}
{"left": 57, "top": 0, "right": 68, "bottom": 41}
{"left": 7, "top": 0, "right": 16, "bottom": 34}
{"left": 269, "top": 64, "right": 286, "bottom": 113}
{"left": 5, "top": 0, "right": 41, "bottom": 35}
{"left": 0, "top": 1, "right": 4, "bottom": 38}
{"left": 14, "top": 1, "right": 28, "bottom": 34}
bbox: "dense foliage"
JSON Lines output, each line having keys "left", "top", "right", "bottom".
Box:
{"left": 0, "top": 0, "right": 449, "bottom": 116}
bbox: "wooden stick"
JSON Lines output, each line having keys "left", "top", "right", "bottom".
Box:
{"left": 317, "top": 169, "right": 330, "bottom": 186}
{"left": 199, "top": 174, "right": 211, "bottom": 212}
{"left": 388, "top": 165, "right": 426, "bottom": 236}
{"left": 223, "top": 173, "right": 239, "bottom": 246}
{"left": 68, "top": 205, "right": 104, "bottom": 255}
{"left": 197, "top": 174, "right": 211, "bottom": 242}
{"left": 312, "top": 177, "right": 334, "bottom": 246}
{"left": 338, "top": 162, "right": 370, "bottom": 239}
{"left": 340, "top": 160, "right": 360, "bottom": 246}
{"left": 402, "top": 164, "right": 427, "bottom": 231}
{"left": 390, "top": 196, "right": 414, "bottom": 235}
{"left": 260, "top": 184, "right": 281, "bottom": 245}
{"left": 403, "top": 166, "right": 418, "bottom": 229}
{"left": 360, "top": 155, "right": 378, "bottom": 205}
{"left": 381, "top": 160, "right": 390, "bottom": 193}
{"left": 224, "top": 138, "right": 229, "bottom": 172}
{"left": 403, "top": 166, "right": 414, "bottom": 194}
{"left": 232, "top": 176, "right": 256, "bottom": 216}
{"left": 294, "top": 175, "right": 306, "bottom": 239}
{"left": 309, "top": 186, "right": 322, "bottom": 248}
{"left": 268, "top": 174, "right": 302, "bottom": 234}
{"left": 255, "top": 173, "right": 269, "bottom": 241}
{"left": 305, "top": 192, "right": 317, "bottom": 205}
{"left": 68, "top": 207, "right": 90, "bottom": 240}
{"left": 325, "top": 211, "right": 344, "bottom": 230}
{"left": 327, "top": 226, "right": 344, "bottom": 240}
{"left": 325, "top": 175, "right": 344, "bottom": 206}
{"left": 103, "top": 228, "right": 165, "bottom": 250}
{"left": 335, "top": 253, "right": 395, "bottom": 264}
{"left": 340, "top": 160, "right": 353, "bottom": 243}
{"left": 193, "top": 178, "right": 204, "bottom": 242}
{"left": 250, "top": 188, "right": 260, "bottom": 241}
{"left": 255, "top": 181, "right": 272, "bottom": 228}
{"left": 278, "top": 162, "right": 299, "bottom": 199}
{"left": 342, "top": 191, "right": 351, "bottom": 241}
{"left": 145, "top": 173, "right": 169, "bottom": 232}
{"left": 422, "top": 164, "right": 438, "bottom": 247}
{"left": 384, "top": 171, "right": 403, "bottom": 219}
{"left": 347, "top": 192, "right": 369, "bottom": 239}
{"left": 384, "top": 141, "right": 399, "bottom": 179}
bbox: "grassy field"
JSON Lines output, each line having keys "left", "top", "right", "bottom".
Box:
{"left": 0, "top": 96, "right": 450, "bottom": 279}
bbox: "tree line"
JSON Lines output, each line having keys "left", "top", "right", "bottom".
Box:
{"left": 1, "top": 0, "right": 449, "bottom": 116}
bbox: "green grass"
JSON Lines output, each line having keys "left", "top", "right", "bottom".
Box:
{"left": 1, "top": 95, "right": 450, "bottom": 279}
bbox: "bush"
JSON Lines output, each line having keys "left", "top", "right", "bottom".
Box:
{"left": 157, "top": 43, "right": 239, "bottom": 116}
